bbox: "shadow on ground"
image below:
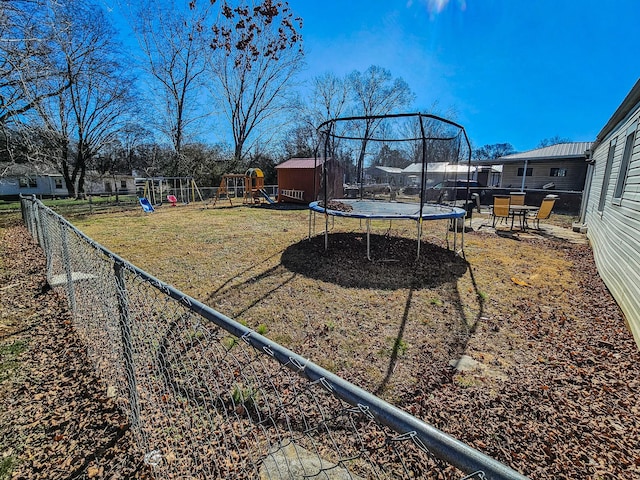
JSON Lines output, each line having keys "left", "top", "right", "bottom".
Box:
{"left": 281, "top": 232, "right": 468, "bottom": 290}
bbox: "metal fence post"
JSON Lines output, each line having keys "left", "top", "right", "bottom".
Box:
{"left": 20, "top": 196, "right": 26, "bottom": 226}
{"left": 24, "top": 197, "right": 33, "bottom": 235}
{"left": 113, "top": 262, "right": 141, "bottom": 428}
{"left": 36, "top": 205, "right": 52, "bottom": 279}
{"left": 60, "top": 221, "right": 77, "bottom": 314}
{"left": 30, "top": 198, "right": 40, "bottom": 245}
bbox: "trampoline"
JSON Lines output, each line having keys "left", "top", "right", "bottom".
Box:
{"left": 309, "top": 112, "right": 473, "bottom": 260}
{"left": 309, "top": 199, "right": 465, "bottom": 220}
{"left": 310, "top": 199, "right": 466, "bottom": 260}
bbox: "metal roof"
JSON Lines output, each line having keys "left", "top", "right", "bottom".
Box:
{"left": 402, "top": 162, "right": 477, "bottom": 173}
{"left": 496, "top": 142, "right": 592, "bottom": 163}
{"left": 373, "top": 166, "right": 404, "bottom": 174}
{"left": 0, "top": 162, "right": 61, "bottom": 176}
{"left": 275, "top": 157, "right": 326, "bottom": 169}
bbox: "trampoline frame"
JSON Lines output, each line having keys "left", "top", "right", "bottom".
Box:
{"left": 309, "top": 112, "right": 473, "bottom": 260}
{"left": 309, "top": 199, "right": 466, "bottom": 260}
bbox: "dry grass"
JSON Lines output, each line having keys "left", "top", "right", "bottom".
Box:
{"left": 72, "top": 203, "right": 577, "bottom": 398}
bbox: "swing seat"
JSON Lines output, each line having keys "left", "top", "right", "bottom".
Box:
{"left": 167, "top": 195, "right": 178, "bottom": 206}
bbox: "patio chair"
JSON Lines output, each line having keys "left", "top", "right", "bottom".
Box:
{"left": 525, "top": 197, "right": 556, "bottom": 230}
{"left": 509, "top": 192, "right": 526, "bottom": 206}
{"left": 492, "top": 195, "right": 513, "bottom": 229}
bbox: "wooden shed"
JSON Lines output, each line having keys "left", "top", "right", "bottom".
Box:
{"left": 582, "top": 78, "right": 640, "bottom": 348}
{"left": 275, "top": 157, "right": 343, "bottom": 204}
{"left": 275, "top": 157, "right": 320, "bottom": 203}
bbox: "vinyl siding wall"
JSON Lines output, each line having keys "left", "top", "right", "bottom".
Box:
{"left": 585, "top": 103, "right": 640, "bottom": 347}
{"left": 501, "top": 159, "right": 587, "bottom": 190}
{"left": 0, "top": 175, "right": 67, "bottom": 197}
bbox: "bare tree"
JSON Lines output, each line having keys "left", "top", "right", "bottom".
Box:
{"left": 284, "top": 72, "right": 349, "bottom": 158}
{"left": 308, "top": 71, "right": 349, "bottom": 151}
{"left": 537, "top": 135, "right": 571, "bottom": 148}
{"left": 32, "top": 1, "right": 136, "bottom": 197}
{"left": 395, "top": 104, "right": 463, "bottom": 165}
{"left": 199, "top": 0, "right": 304, "bottom": 168}
{"left": 0, "top": 0, "right": 73, "bottom": 175}
{"left": 0, "top": 1, "right": 70, "bottom": 125}
{"left": 310, "top": 72, "right": 349, "bottom": 126}
{"left": 473, "top": 143, "right": 516, "bottom": 161}
{"left": 347, "top": 65, "right": 414, "bottom": 184}
{"left": 126, "top": 0, "right": 212, "bottom": 175}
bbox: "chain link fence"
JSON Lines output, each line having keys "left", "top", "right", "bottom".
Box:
{"left": 20, "top": 195, "right": 528, "bottom": 480}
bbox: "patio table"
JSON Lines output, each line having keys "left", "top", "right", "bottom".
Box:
{"left": 509, "top": 205, "right": 539, "bottom": 231}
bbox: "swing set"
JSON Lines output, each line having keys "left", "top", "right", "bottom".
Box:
{"left": 139, "top": 176, "right": 204, "bottom": 207}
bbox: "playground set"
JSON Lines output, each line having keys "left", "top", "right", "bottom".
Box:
{"left": 212, "top": 168, "right": 276, "bottom": 206}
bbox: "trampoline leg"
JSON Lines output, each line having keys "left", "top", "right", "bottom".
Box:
{"left": 324, "top": 213, "right": 329, "bottom": 251}
{"left": 416, "top": 219, "right": 422, "bottom": 259}
{"left": 453, "top": 218, "right": 458, "bottom": 252}
{"left": 366, "top": 219, "right": 371, "bottom": 261}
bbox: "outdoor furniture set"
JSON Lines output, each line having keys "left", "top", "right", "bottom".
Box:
{"left": 491, "top": 192, "right": 557, "bottom": 231}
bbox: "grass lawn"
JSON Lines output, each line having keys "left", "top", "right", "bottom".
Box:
{"left": 72, "top": 203, "right": 576, "bottom": 398}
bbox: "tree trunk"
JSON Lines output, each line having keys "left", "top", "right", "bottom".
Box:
{"left": 61, "top": 162, "right": 76, "bottom": 198}
{"left": 60, "top": 140, "right": 76, "bottom": 198}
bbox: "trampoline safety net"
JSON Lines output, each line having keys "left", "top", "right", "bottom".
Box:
{"left": 315, "top": 113, "right": 473, "bottom": 213}
{"left": 310, "top": 113, "right": 473, "bottom": 258}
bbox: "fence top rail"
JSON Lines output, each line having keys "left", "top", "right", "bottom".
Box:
{"left": 19, "top": 193, "right": 529, "bottom": 480}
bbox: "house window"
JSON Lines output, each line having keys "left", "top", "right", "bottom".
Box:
{"left": 120, "top": 180, "right": 127, "bottom": 189}
{"left": 105, "top": 181, "right": 112, "bottom": 193}
{"left": 54, "top": 178, "right": 63, "bottom": 189}
{"left": 550, "top": 168, "right": 567, "bottom": 177}
{"left": 517, "top": 167, "right": 532, "bottom": 177}
{"left": 613, "top": 122, "right": 637, "bottom": 201}
{"left": 19, "top": 177, "right": 37, "bottom": 188}
{"left": 598, "top": 139, "right": 616, "bottom": 211}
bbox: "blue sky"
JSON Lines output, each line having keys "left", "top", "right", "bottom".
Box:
{"left": 291, "top": 0, "right": 640, "bottom": 152}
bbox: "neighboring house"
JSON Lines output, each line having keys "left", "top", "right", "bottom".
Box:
{"left": 0, "top": 164, "right": 136, "bottom": 199}
{"left": 0, "top": 163, "right": 68, "bottom": 199}
{"left": 582, "top": 78, "right": 640, "bottom": 348}
{"left": 494, "top": 142, "right": 592, "bottom": 191}
{"left": 84, "top": 171, "right": 135, "bottom": 196}
{"left": 369, "top": 166, "right": 404, "bottom": 186}
{"left": 400, "top": 162, "right": 479, "bottom": 186}
{"left": 275, "top": 157, "right": 343, "bottom": 203}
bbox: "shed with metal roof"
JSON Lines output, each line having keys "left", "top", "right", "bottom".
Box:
{"left": 275, "top": 157, "right": 343, "bottom": 204}
{"left": 495, "top": 142, "right": 591, "bottom": 191}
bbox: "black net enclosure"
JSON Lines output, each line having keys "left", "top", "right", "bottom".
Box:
{"left": 309, "top": 113, "right": 474, "bottom": 259}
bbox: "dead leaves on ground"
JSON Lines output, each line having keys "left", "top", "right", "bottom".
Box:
{"left": 0, "top": 226, "right": 149, "bottom": 480}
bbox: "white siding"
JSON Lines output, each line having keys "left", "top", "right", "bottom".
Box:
{"left": 586, "top": 107, "right": 640, "bottom": 347}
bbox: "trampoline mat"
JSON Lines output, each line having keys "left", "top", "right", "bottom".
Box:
{"left": 309, "top": 199, "right": 465, "bottom": 220}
